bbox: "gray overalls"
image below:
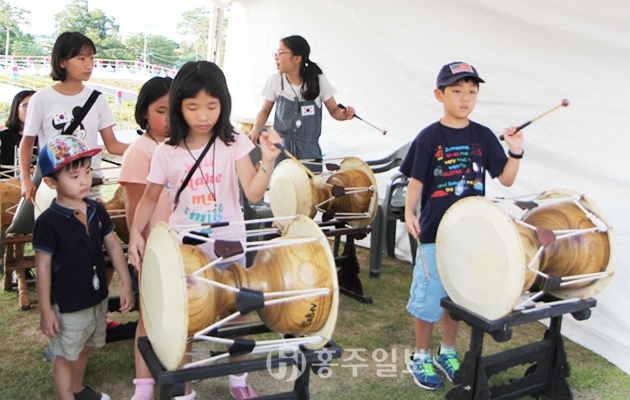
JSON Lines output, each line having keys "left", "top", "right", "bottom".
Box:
{"left": 273, "top": 74, "right": 323, "bottom": 170}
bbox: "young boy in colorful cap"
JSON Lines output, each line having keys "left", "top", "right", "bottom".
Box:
{"left": 33, "top": 135, "right": 134, "bottom": 400}
{"left": 401, "top": 62, "right": 524, "bottom": 390}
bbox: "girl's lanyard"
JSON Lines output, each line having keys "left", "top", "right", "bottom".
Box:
{"left": 286, "top": 75, "right": 303, "bottom": 128}
{"left": 174, "top": 132, "right": 218, "bottom": 210}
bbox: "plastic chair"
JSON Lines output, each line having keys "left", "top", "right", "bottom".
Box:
{"left": 366, "top": 142, "right": 417, "bottom": 279}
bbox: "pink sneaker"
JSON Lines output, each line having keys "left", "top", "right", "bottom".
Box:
{"left": 230, "top": 384, "right": 258, "bottom": 399}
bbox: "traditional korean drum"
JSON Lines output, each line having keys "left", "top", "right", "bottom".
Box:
{"left": 99, "top": 186, "right": 128, "bottom": 244}
{"left": 269, "top": 157, "right": 378, "bottom": 228}
{"left": 0, "top": 179, "right": 21, "bottom": 233}
{"left": 436, "top": 190, "right": 616, "bottom": 320}
{"left": 140, "top": 216, "right": 339, "bottom": 370}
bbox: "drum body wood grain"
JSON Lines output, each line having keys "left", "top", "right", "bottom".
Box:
{"left": 0, "top": 179, "right": 21, "bottom": 233}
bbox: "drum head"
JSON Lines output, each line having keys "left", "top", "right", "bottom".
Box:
{"left": 34, "top": 181, "right": 57, "bottom": 220}
{"left": 6, "top": 165, "right": 42, "bottom": 235}
{"left": 436, "top": 197, "right": 527, "bottom": 320}
{"left": 282, "top": 216, "right": 339, "bottom": 349}
{"left": 269, "top": 159, "right": 317, "bottom": 226}
{"left": 140, "top": 222, "right": 188, "bottom": 371}
{"left": 529, "top": 189, "right": 616, "bottom": 300}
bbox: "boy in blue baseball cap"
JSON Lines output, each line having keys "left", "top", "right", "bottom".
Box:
{"left": 33, "top": 135, "right": 134, "bottom": 400}
{"left": 401, "top": 62, "right": 523, "bottom": 390}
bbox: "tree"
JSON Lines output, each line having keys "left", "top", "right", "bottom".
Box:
{"left": 6, "top": 33, "right": 46, "bottom": 56}
{"left": 177, "top": 7, "right": 209, "bottom": 61}
{"left": 54, "top": 0, "right": 126, "bottom": 59}
{"left": 0, "top": 0, "right": 29, "bottom": 58}
{"left": 124, "top": 33, "right": 179, "bottom": 67}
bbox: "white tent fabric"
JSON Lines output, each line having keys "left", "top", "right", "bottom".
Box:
{"left": 222, "top": 0, "right": 630, "bottom": 375}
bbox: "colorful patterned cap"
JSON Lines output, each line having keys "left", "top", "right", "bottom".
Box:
{"left": 437, "top": 62, "right": 485, "bottom": 88}
{"left": 38, "top": 135, "right": 102, "bottom": 177}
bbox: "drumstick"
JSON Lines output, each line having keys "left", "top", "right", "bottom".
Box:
{"left": 274, "top": 143, "right": 316, "bottom": 179}
{"left": 32, "top": 198, "right": 43, "bottom": 215}
{"left": 102, "top": 158, "right": 121, "bottom": 166}
{"left": 500, "top": 99, "right": 569, "bottom": 140}
{"left": 337, "top": 103, "right": 387, "bottom": 135}
{"left": 417, "top": 238, "right": 430, "bottom": 280}
{"left": 260, "top": 129, "right": 317, "bottom": 179}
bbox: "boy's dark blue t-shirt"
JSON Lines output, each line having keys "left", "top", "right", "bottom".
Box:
{"left": 400, "top": 121, "right": 508, "bottom": 243}
{"left": 32, "top": 198, "right": 114, "bottom": 313}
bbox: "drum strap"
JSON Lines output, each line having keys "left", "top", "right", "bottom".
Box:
{"left": 228, "top": 338, "right": 256, "bottom": 357}
{"left": 61, "top": 90, "right": 101, "bottom": 136}
{"left": 173, "top": 132, "right": 218, "bottom": 210}
{"left": 236, "top": 287, "right": 265, "bottom": 315}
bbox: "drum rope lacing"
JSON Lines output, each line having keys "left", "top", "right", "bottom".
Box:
{"left": 310, "top": 159, "right": 378, "bottom": 218}
{"left": 187, "top": 235, "right": 322, "bottom": 278}
{"left": 174, "top": 217, "right": 337, "bottom": 370}
{"left": 171, "top": 215, "right": 296, "bottom": 231}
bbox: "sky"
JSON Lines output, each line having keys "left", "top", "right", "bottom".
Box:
{"left": 18, "top": 0, "right": 214, "bottom": 41}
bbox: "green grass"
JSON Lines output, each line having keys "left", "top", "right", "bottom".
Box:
{"left": 0, "top": 73, "right": 53, "bottom": 90}
{"left": 1, "top": 246, "right": 628, "bottom": 399}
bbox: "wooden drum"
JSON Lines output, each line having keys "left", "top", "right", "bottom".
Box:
{"left": 141, "top": 216, "right": 339, "bottom": 370}
{"left": 436, "top": 190, "right": 616, "bottom": 320}
{"left": 269, "top": 157, "right": 378, "bottom": 228}
{"left": 0, "top": 179, "right": 21, "bottom": 233}
{"left": 99, "top": 186, "right": 129, "bottom": 244}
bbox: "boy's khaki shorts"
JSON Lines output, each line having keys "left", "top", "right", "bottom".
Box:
{"left": 49, "top": 298, "right": 108, "bottom": 361}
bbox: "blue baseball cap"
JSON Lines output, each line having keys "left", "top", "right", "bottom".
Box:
{"left": 437, "top": 62, "right": 485, "bottom": 88}
{"left": 38, "top": 135, "right": 102, "bottom": 177}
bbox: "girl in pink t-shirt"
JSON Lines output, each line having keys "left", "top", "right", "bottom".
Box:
{"left": 128, "top": 61, "right": 281, "bottom": 400}
{"left": 119, "top": 76, "right": 172, "bottom": 400}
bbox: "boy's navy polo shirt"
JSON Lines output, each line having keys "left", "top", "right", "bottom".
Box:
{"left": 33, "top": 198, "right": 114, "bottom": 313}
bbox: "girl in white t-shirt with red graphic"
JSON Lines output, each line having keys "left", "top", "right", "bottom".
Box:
{"left": 128, "top": 61, "right": 281, "bottom": 400}
{"left": 20, "top": 31, "right": 128, "bottom": 201}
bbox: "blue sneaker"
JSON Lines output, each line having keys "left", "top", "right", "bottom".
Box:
{"left": 407, "top": 356, "right": 442, "bottom": 390}
{"left": 433, "top": 349, "right": 460, "bottom": 382}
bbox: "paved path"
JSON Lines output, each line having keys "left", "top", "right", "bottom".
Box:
{"left": 0, "top": 83, "right": 22, "bottom": 103}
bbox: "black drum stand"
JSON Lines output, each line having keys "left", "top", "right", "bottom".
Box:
{"left": 319, "top": 221, "right": 373, "bottom": 304}
{"left": 138, "top": 322, "right": 342, "bottom": 400}
{"left": 441, "top": 296, "right": 596, "bottom": 400}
